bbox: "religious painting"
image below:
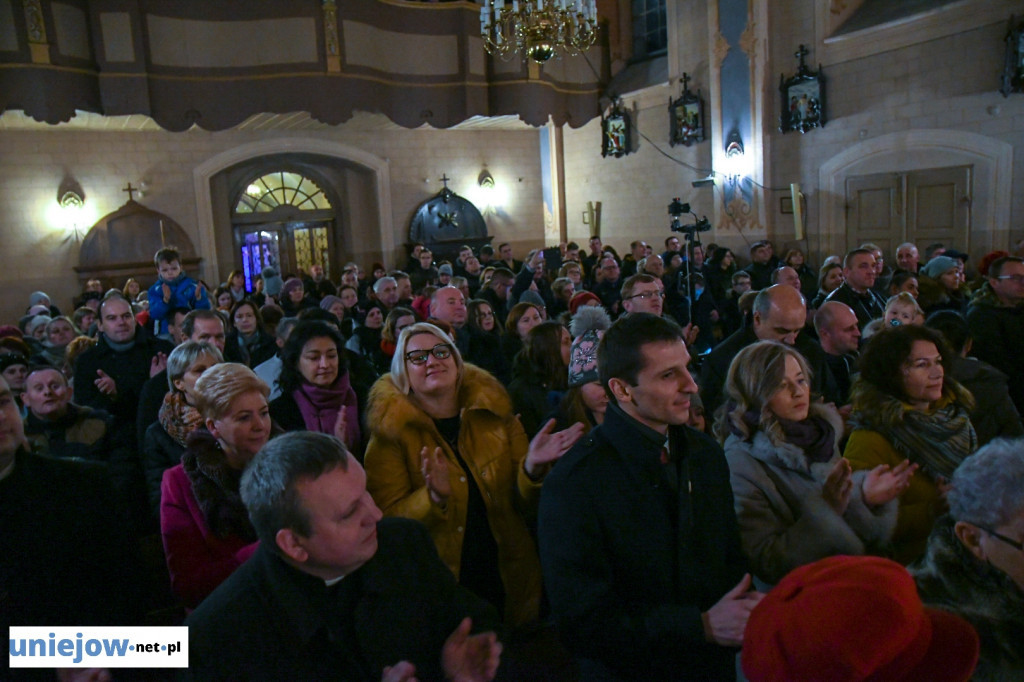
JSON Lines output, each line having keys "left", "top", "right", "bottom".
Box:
{"left": 780, "top": 45, "right": 826, "bottom": 134}
{"left": 601, "top": 100, "right": 632, "bottom": 158}
{"left": 1000, "top": 15, "right": 1024, "bottom": 96}
{"left": 669, "top": 74, "right": 705, "bottom": 147}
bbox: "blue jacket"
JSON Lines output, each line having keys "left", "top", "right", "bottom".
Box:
{"left": 538, "top": 403, "right": 747, "bottom": 681}
{"left": 147, "top": 273, "right": 210, "bottom": 335}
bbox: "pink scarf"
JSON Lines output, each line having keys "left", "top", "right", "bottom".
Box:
{"left": 292, "top": 373, "right": 360, "bottom": 453}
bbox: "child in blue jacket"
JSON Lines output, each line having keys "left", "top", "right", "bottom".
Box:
{"left": 147, "top": 246, "right": 210, "bottom": 338}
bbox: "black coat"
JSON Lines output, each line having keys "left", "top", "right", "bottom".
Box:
{"left": 966, "top": 291, "right": 1024, "bottom": 417}
{"left": 1, "top": 450, "right": 141, "bottom": 643}
{"left": 224, "top": 328, "right": 277, "bottom": 368}
{"left": 538, "top": 405, "right": 747, "bottom": 681}
{"left": 700, "top": 326, "right": 839, "bottom": 416}
{"left": 142, "top": 420, "right": 185, "bottom": 519}
{"left": 72, "top": 327, "right": 174, "bottom": 432}
{"left": 824, "top": 282, "right": 886, "bottom": 330}
{"left": 185, "top": 518, "right": 498, "bottom": 681}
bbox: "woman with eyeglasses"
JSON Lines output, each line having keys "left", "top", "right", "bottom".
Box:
{"left": 466, "top": 298, "right": 509, "bottom": 383}
{"left": 844, "top": 324, "right": 978, "bottom": 565}
{"left": 364, "top": 322, "right": 584, "bottom": 626}
{"left": 912, "top": 438, "right": 1024, "bottom": 680}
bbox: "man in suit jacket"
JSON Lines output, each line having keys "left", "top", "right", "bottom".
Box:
{"left": 538, "top": 313, "right": 762, "bottom": 681}
{"left": 186, "top": 431, "right": 502, "bottom": 681}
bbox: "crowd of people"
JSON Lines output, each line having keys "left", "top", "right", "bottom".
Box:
{"left": 3, "top": 234, "right": 1023, "bottom": 680}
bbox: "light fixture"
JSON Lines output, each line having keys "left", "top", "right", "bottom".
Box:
{"left": 480, "top": 0, "right": 598, "bottom": 64}
{"left": 478, "top": 169, "right": 495, "bottom": 188}
{"left": 51, "top": 175, "right": 89, "bottom": 240}
{"left": 725, "top": 129, "right": 744, "bottom": 157}
{"left": 471, "top": 168, "right": 506, "bottom": 216}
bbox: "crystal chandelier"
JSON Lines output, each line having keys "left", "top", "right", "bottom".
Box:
{"left": 479, "top": 0, "right": 598, "bottom": 64}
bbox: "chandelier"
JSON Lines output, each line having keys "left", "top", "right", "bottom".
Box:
{"left": 479, "top": 0, "right": 598, "bottom": 64}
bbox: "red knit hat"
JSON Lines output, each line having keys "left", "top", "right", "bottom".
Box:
{"left": 742, "top": 555, "right": 979, "bottom": 682}
{"left": 568, "top": 291, "right": 602, "bottom": 316}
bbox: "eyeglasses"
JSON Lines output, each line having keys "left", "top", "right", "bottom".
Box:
{"left": 625, "top": 291, "right": 665, "bottom": 301}
{"left": 404, "top": 343, "right": 454, "bottom": 365}
{"left": 977, "top": 525, "right": 1024, "bottom": 551}
{"left": 996, "top": 274, "right": 1024, "bottom": 283}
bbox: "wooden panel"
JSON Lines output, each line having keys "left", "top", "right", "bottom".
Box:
{"left": 845, "top": 172, "right": 902, "bottom": 257}
{"left": 906, "top": 165, "right": 971, "bottom": 251}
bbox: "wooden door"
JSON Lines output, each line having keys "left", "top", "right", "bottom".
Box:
{"left": 845, "top": 172, "right": 902, "bottom": 256}
{"left": 844, "top": 165, "right": 972, "bottom": 256}
{"left": 906, "top": 166, "right": 971, "bottom": 252}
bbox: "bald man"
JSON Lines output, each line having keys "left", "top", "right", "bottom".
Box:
{"left": 814, "top": 301, "right": 861, "bottom": 405}
{"left": 700, "top": 285, "right": 839, "bottom": 414}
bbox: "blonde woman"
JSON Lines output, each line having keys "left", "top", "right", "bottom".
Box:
{"left": 160, "top": 362, "right": 271, "bottom": 608}
{"left": 716, "top": 340, "right": 909, "bottom": 586}
{"left": 364, "top": 322, "right": 583, "bottom": 625}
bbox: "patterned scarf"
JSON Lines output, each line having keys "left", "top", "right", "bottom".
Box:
{"left": 852, "top": 397, "right": 977, "bottom": 480}
{"left": 158, "top": 391, "right": 205, "bottom": 447}
{"left": 732, "top": 404, "right": 836, "bottom": 463}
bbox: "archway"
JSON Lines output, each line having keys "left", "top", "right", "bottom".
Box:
{"left": 192, "top": 138, "right": 393, "bottom": 285}
{"left": 817, "top": 129, "right": 1012, "bottom": 259}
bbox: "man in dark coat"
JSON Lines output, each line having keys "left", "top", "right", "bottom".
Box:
{"left": 538, "top": 313, "right": 761, "bottom": 681}
{"left": 1, "top": 376, "right": 140, "bottom": 681}
{"left": 966, "top": 256, "right": 1024, "bottom": 418}
{"left": 825, "top": 248, "right": 886, "bottom": 330}
{"left": 186, "top": 431, "right": 501, "bottom": 681}
{"left": 701, "top": 285, "right": 839, "bottom": 416}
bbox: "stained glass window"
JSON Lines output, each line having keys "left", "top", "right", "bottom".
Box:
{"left": 235, "top": 172, "right": 332, "bottom": 213}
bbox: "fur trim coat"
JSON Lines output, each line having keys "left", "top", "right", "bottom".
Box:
{"left": 363, "top": 364, "right": 542, "bottom": 625}
{"left": 912, "top": 515, "right": 1024, "bottom": 681}
{"left": 724, "top": 404, "right": 897, "bottom": 586}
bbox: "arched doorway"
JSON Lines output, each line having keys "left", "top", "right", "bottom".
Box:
{"left": 192, "top": 139, "right": 394, "bottom": 287}
{"left": 232, "top": 170, "right": 336, "bottom": 290}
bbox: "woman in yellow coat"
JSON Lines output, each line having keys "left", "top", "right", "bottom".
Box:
{"left": 364, "top": 322, "right": 583, "bottom": 626}
{"left": 844, "top": 324, "right": 977, "bottom": 565}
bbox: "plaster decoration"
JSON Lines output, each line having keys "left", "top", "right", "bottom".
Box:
{"left": 24, "top": 0, "right": 46, "bottom": 43}
{"left": 712, "top": 31, "right": 730, "bottom": 70}
{"left": 738, "top": 8, "right": 758, "bottom": 63}
{"left": 719, "top": 190, "right": 760, "bottom": 232}
{"left": 323, "top": 0, "right": 340, "bottom": 56}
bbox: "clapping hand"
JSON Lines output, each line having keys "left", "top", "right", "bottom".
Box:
{"left": 94, "top": 370, "right": 117, "bottom": 397}
{"left": 333, "top": 405, "right": 348, "bottom": 443}
{"left": 381, "top": 661, "right": 418, "bottom": 682}
{"left": 150, "top": 352, "right": 168, "bottom": 377}
{"left": 420, "top": 446, "right": 451, "bottom": 505}
{"left": 524, "top": 419, "right": 585, "bottom": 479}
{"left": 822, "top": 458, "right": 853, "bottom": 515}
{"left": 862, "top": 460, "right": 918, "bottom": 506}
{"left": 442, "top": 618, "right": 502, "bottom": 682}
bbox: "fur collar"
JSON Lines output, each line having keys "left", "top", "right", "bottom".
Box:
{"left": 727, "top": 403, "right": 843, "bottom": 477}
{"left": 367, "top": 364, "right": 514, "bottom": 433}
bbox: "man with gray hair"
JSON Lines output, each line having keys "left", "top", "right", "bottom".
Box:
{"left": 372, "top": 275, "right": 400, "bottom": 312}
{"left": 429, "top": 285, "right": 470, "bottom": 356}
{"left": 186, "top": 431, "right": 502, "bottom": 681}
{"left": 701, "top": 284, "right": 838, "bottom": 414}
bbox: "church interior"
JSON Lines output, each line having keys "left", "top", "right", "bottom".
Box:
{"left": 2, "top": 0, "right": 1023, "bottom": 322}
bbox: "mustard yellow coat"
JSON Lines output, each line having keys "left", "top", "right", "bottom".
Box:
{"left": 364, "top": 364, "right": 542, "bottom": 625}
{"left": 844, "top": 429, "right": 944, "bottom": 565}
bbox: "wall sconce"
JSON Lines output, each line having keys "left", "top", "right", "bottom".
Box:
{"left": 471, "top": 168, "right": 506, "bottom": 216}
{"left": 725, "top": 129, "right": 744, "bottom": 157}
{"left": 51, "top": 176, "right": 88, "bottom": 240}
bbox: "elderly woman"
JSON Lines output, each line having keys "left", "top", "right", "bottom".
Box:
{"left": 224, "top": 300, "right": 276, "bottom": 368}
{"left": 717, "top": 340, "right": 907, "bottom": 586}
{"left": 364, "top": 322, "right": 583, "bottom": 625}
{"left": 160, "top": 363, "right": 270, "bottom": 609}
{"left": 346, "top": 302, "right": 385, "bottom": 358}
{"left": 33, "top": 316, "right": 77, "bottom": 367}
{"left": 143, "top": 341, "right": 223, "bottom": 518}
{"left": 845, "top": 324, "right": 977, "bottom": 564}
{"left": 269, "top": 320, "right": 362, "bottom": 457}
{"left": 912, "top": 438, "right": 1024, "bottom": 681}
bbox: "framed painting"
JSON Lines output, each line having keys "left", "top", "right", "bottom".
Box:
{"left": 780, "top": 45, "right": 826, "bottom": 134}
{"left": 1001, "top": 15, "right": 1024, "bottom": 96}
{"left": 601, "top": 99, "right": 632, "bottom": 158}
{"left": 669, "top": 73, "right": 705, "bottom": 147}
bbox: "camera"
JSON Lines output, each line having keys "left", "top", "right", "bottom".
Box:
{"left": 668, "top": 198, "right": 711, "bottom": 236}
